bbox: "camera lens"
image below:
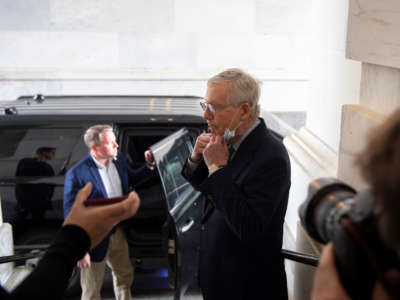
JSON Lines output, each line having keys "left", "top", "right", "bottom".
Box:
{"left": 299, "top": 178, "right": 356, "bottom": 244}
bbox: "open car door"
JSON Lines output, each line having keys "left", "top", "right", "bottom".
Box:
{"left": 150, "top": 128, "right": 203, "bottom": 300}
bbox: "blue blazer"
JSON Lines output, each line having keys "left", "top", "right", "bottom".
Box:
{"left": 63, "top": 151, "right": 154, "bottom": 262}
{"left": 182, "top": 119, "right": 291, "bottom": 300}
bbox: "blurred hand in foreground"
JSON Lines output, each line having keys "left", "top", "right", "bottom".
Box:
{"left": 63, "top": 182, "right": 140, "bottom": 249}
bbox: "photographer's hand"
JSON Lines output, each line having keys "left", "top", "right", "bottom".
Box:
{"left": 311, "top": 243, "right": 351, "bottom": 300}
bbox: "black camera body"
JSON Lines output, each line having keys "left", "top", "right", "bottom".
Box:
{"left": 299, "top": 178, "right": 400, "bottom": 300}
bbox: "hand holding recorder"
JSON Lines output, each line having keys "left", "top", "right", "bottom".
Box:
{"left": 63, "top": 182, "right": 140, "bottom": 249}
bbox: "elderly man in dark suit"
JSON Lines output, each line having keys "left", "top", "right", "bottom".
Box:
{"left": 64, "top": 124, "right": 155, "bottom": 300}
{"left": 182, "top": 68, "right": 291, "bottom": 300}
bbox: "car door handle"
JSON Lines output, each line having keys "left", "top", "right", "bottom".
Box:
{"left": 180, "top": 219, "right": 194, "bottom": 233}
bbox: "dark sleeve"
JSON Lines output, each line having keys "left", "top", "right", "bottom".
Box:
{"left": 181, "top": 159, "right": 209, "bottom": 188}
{"left": 199, "top": 156, "right": 290, "bottom": 241}
{"left": 10, "top": 225, "right": 90, "bottom": 300}
{"left": 44, "top": 162, "right": 55, "bottom": 177}
{"left": 63, "top": 169, "right": 82, "bottom": 219}
{"left": 15, "top": 158, "right": 31, "bottom": 177}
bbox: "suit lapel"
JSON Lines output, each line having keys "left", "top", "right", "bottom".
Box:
{"left": 87, "top": 155, "right": 108, "bottom": 197}
{"left": 228, "top": 118, "right": 267, "bottom": 181}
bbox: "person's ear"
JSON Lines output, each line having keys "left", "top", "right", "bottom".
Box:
{"left": 240, "top": 102, "right": 251, "bottom": 121}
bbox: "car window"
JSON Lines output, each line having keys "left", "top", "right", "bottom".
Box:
{"left": 150, "top": 129, "right": 195, "bottom": 210}
{"left": 0, "top": 124, "right": 89, "bottom": 225}
{"left": 0, "top": 126, "right": 88, "bottom": 178}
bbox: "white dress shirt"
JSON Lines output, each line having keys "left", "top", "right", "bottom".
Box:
{"left": 91, "top": 154, "right": 123, "bottom": 198}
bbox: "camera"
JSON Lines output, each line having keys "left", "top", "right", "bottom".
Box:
{"left": 299, "top": 177, "right": 400, "bottom": 300}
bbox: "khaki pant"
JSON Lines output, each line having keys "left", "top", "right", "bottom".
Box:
{"left": 80, "top": 227, "right": 134, "bottom": 300}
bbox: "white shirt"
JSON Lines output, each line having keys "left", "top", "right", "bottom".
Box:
{"left": 91, "top": 154, "right": 123, "bottom": 198}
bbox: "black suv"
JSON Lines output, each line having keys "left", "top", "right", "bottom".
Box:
{"left": 0, "top": 95, "right": 289, "bottom": 299}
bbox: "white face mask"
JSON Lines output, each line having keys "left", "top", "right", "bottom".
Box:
{"left": 223, "top": 109, "right": 242, "bottom": 144}
{"left": 223, "top": 127, "right": 236, "bottom": 143}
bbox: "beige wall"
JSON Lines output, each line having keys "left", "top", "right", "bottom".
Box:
{"left": 339, "top": 0, "right": 400, "bottom": 188}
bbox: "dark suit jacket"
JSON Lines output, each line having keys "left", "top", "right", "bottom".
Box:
{"left": 182, "top": 118, "right": 291, "bottom": 300}
{"left": 63, "top": 151, "right": 154, "bottom": 262}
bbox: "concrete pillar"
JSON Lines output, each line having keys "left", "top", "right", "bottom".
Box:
{"left": 339, "top": 0, "right": 400, "bottom": 188}
{"left": 338, "top": 103, "right": 385, "bottom": 188}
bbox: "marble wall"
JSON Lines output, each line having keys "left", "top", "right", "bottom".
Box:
{"left": 0, "top": 0, "right": 310, "bottom": 72}
{"left": 347, "top": 0, "right": 400, "bottom": 70}
{"left": 339, "top": 0, "right": 400, "bottom": 189}
{"left": 0, "top": 0, "right": 311, "bottom": 115}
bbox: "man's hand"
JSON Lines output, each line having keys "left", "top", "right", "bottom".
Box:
{"left": 311, "top": 243, "right": 351, "bottom": 300}
{"left": 63, "top": 183, "right": 140, "bottom": 249}
{"left": 77, "top": 253, "right": 91, "bottom": 269}
{"left": 144, "top": 150, "right": 155, "bottom": 169}
{"left": 203, "top": 135, "right": 229, "bottom": 168}
{"left": 190, "top": 133, "right": 212, "bottom": 162}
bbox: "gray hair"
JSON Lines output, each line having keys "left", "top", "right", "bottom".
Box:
{"left": 84, "top": 125, "right": 113, "bottom": 148}
{"left": 207, "top": 68, "right": 261, "bottom": 118}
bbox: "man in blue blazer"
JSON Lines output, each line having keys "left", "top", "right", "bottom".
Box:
{"left": 182, "top": 69, "right": 291, "bottom": 300}
{"left": 64, "top": 124, "right": 155, "bottom": 300}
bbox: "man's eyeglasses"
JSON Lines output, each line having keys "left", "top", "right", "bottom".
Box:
{"left": 199, "top": 100, "right": 230, "bottom": 114}
{"left": 200, "top": 100, "right": 215, "bottom": 113}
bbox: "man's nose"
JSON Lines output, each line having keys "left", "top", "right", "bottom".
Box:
{"left": 114, "top": 141, "right": 119, "bottom": 148}
{"left": 203, "top": 107, "right": 213, "bottom": 121}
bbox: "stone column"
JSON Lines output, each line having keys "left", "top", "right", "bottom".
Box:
{"left": 339, "top": 0, "right": 400, "bottom": 189}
